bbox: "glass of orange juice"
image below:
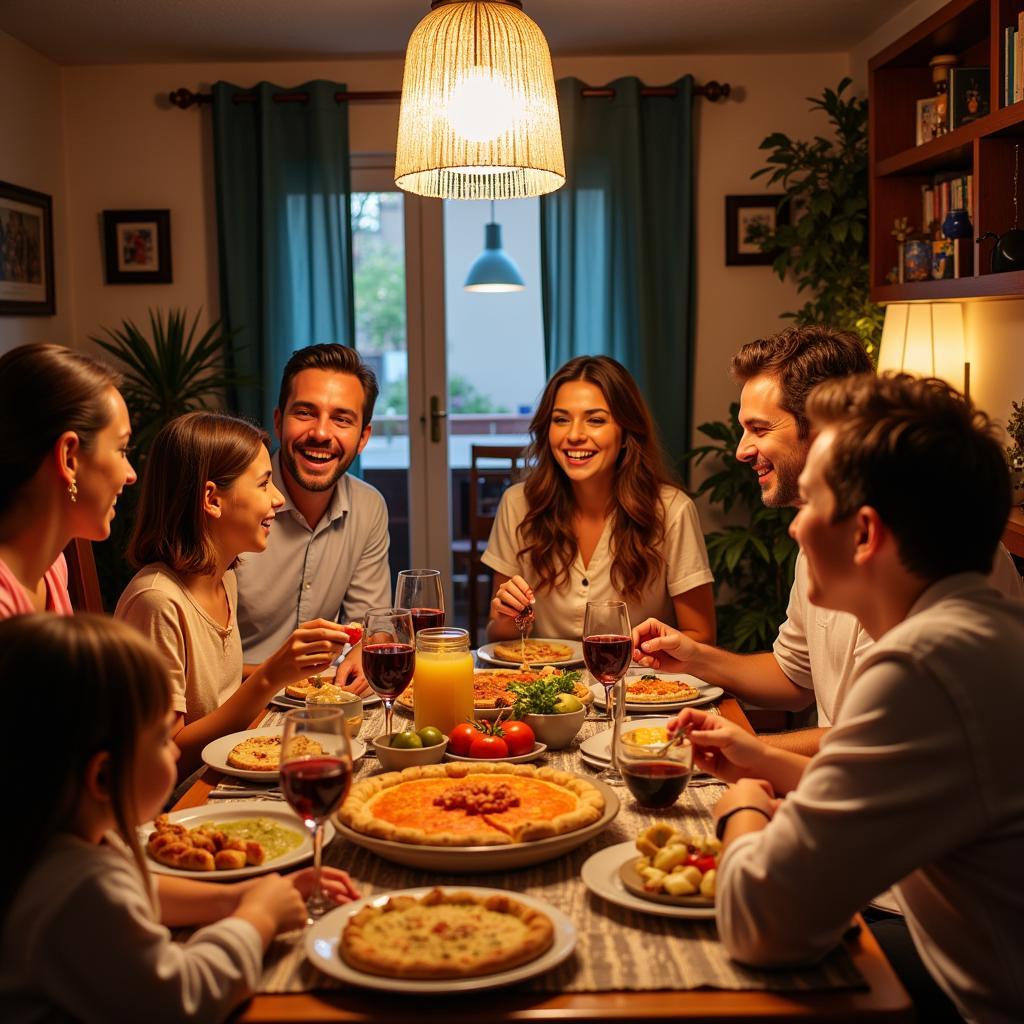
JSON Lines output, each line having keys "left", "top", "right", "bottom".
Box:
{"left": 413, "top": 627, "right": 474, "bottom": 736}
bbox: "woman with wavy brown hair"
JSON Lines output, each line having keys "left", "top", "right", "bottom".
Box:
{"left": 483, "top": 356, "right": 715, "bottom": 644}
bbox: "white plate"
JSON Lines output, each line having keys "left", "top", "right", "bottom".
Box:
{"left": 335, "top": 776, "right": 619, "bottom": 872}
{"left": 305, "top": 886, "right": 577, "bottom": 993}
{"left": 201, "top": 726, "right": 366, "bottom": 781}
{"left": 270, "top": 689, "right": 381, "bottom": 710}
{"left": 445, "top": 741, "right": 548, "bottom": 764}
{"left": 580, "top": 840, "right": 715, "bottom": 920}
{"left": 477, "top": 639, "right": 584, "bottom": 668}
{"left": 580, "top": 717, "right": 677, "bottom": 763}
{"left": 590, "top": 672, "right": 724, "bottom": 713}
{"left": 141, "top": 800, "right": 335, "bottom": 881}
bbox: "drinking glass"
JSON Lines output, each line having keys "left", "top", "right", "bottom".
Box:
{"left": 394, "top": 570, "right": 445, "bottom": 634}
{"left": 362, "top": 607, "right": 415, "bottom": 737}
{"left": 279, "top": 707, "right": 353, "bottom": 921}
{"left": 582, "top": 600, "right": 632, "bottom": 785}
{"left": 615, "top": 729, "right": 694, "bottom": 809}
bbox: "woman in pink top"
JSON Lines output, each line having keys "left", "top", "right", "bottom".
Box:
{"left": 0, "top": 343, "right": 137, "bottom": 618}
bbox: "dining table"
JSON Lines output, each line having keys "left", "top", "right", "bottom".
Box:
{"left": 174, "top": 683, "right": 912, "bottom": 1023}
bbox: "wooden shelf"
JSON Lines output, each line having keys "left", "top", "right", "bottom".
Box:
{"left": 873, "top": 270, "right": 1024, "bottom": 301}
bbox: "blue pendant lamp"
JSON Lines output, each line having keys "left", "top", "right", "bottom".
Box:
{"left": 464, "top": 200, "right": 526, "bottom": 292}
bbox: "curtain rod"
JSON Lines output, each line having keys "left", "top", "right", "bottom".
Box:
{"left": 168, "top": 81, "right": 731, "bottom": 109}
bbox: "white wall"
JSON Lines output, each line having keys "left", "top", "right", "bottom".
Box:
{"left": 0, "top": 30, "right": 72, "bottom": 353}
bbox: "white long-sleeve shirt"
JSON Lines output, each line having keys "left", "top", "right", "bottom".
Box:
{"left": 717, "top": 573, "right": 1024, "bottom": 1024}
{"left": 0, "top": 833, "right": 263, "bottom": 1024}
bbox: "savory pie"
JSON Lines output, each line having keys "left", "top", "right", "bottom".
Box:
{"left": 625, "top": 674, "right": 701, "bottom": 704}
{"left": 340, "top": 887, "right": 554, "bottom": 979}
{"left": 396, "top": 668, "right": 592, "bottom": 712}
{"left": 226, "top": 734, "right": 324, "bottom": 772}
{"left": 339, "top": 762, "right": 604, "bottom": 846}
{"left": 491, "top": 639, "right": 574, "bottom": 664}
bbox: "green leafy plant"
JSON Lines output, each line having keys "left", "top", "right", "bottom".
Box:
{"left": 749, "top": 78, "right": 883, "bottom": 357}
{"left": 1006, "top": 400, "right": 1024, "bottom": 468}
{"left": 88, "top": 308, "right": 241, "bottom": 604}
{"left": 685, "top": 404, "right": 797, "bottom": 653}
{"left": 508, "top": 670, "right": 583, "bottom": 717}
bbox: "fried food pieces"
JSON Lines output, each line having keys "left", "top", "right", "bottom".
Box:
{"left": 146, "top": 815, "right": 267, "bottom": 872}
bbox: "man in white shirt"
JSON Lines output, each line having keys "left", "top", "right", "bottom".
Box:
{"left": 634, "top": 325, "right": 1022, "bottom": 755}
{"left": 236, "top": 345, "right": 391, "bottom": 684}
{"left": 668, "top": 374, "right": 1024, "bottom": 1023}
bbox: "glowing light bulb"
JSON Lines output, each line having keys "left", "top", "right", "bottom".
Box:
{"left": 445, "top": 67, "right": 519, "bottom": 143}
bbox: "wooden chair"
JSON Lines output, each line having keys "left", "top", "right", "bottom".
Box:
{"left": 63, "top": 538, "right": 104, "bottom": 613}
{"left": 467, "top": 444, "right": 526, "bottom": 645}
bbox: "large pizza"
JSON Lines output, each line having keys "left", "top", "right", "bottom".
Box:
{"left": 340, "top": 888, "right": 554, "bottom": 979}
{"left": 491, "top": 638, "right": 574, "bottom": 664}
{"left": 339, "top": 762, "right": 604, "bottom": 846}
{"left": 396, "top": 668, "right": 592, "bottom": 712}
{"left": 625, "top": 674, "right": 701, "bottom": 704}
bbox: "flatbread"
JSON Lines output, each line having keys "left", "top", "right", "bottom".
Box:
{"left": 341, "top": 887, "right": 554, "bottom": 979}
{"left": 226, "top": 734, "right": 324, "bottom": 772}
{"left": 491, "top": 639, "right": 574, "bottom": 664}
{"left": 625, "top": 675, "right": 701, "bottom": 704}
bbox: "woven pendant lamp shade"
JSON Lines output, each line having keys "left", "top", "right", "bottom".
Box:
{"left": 395, "top": 0, "right": 565, "bottom": 200}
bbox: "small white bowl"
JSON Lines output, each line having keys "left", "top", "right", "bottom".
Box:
{"left": 372, "top": 732, "right": 448, "bottom": 771}
{"left": 521, "top": 708, "right": 586, "bottom": 750}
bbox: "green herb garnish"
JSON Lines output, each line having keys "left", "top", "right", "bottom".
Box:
{"left": 508, "top": 670, "right": 583, "bottom": 717}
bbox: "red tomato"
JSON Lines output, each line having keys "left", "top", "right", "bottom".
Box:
{"left": 501, "top": 720, "right": 535, "bottom": 757}
{"left": 686, "top": 853, "right": 717, "bottom": 874}
{"left": 468, "top": 734, "right": 509, "bottom": 759}
{"left": 342, "top": 622, "right": 363, "bottom": 646}
{"left": 447, "top": 722, "right": 478, "bottom": 757}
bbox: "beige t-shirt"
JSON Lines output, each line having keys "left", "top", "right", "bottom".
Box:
{"left": 115, "top": 564, "right": 243, "bottom": 722}
{"left": 481, "top": 483, "right": 714, "bottom": 638}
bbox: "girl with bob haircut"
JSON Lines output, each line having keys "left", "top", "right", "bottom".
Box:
{"left": 0, "top": 613, "right": 357, "bottom": 1022}
{"left": 483, "top": 355, "right": 715, "bottom": 643}
{"left": 0, "top": 343, "right": 137, "bottom": 617}
{"left": 115, "top": 412, "right": 355, "bottom": 775}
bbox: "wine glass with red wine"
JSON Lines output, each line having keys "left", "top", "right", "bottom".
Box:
{"left": 615, "top": 729, "right": 694, "bottom": 809}
{"left": 394, "top": 570, "right": 445, "bottom": 634}
{"left": 279, "top": 707, "right": 353, "bottom": 921}
{"left": 583, "top": 600, "right": 632, "bottom": 785}
{"left": 362, "top": 607, "right": 415, "bottom": 737}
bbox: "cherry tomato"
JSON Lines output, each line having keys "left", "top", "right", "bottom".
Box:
{"left": 686, "top": 853, "right": 717, "bottom": 874}
{"left": 468, "top": 734, "right": 509, "bottom": 759}
{"left": 447, "top": 722, "right": 478, "bottom": 757}
{"left": 342, "top": 622, "right": 363, "bottom": 646}
{"left": 501, "top": 720, "right": 535, "bottom": 757}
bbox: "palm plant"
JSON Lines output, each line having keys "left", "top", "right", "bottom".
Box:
{"left": 685, "top": 404, "right": 798, "bottom": 653}
{"left": 88, "top": 308, "right": 241, "bottom": 604}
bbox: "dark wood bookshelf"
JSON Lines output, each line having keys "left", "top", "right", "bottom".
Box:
{"left": 869, "top": 0, "right": 1024, "bottom": 303}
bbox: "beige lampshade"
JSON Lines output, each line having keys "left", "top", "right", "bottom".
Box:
{"left": 878, "top": 302, "right": 967, "bottom": 391}
{"left": 395, "top": 0, "right": 566, "bottom": 200}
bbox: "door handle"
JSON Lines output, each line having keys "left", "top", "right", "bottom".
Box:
{"left": 429, "top": 394, "right": 448, "bottom": 443}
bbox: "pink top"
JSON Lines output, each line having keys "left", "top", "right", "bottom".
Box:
{"left": 0, "top": 553, "right": 74, "bottom": 618}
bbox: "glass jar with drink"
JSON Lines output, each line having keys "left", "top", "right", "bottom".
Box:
{"left": 413, "top": 626, "right": 474, "bottom": 736}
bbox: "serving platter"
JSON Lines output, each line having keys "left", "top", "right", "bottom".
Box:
{"left": 334, "top": 776, "right": 619, "bottom": 872}
{"left": 444, "top": 741, "right": 548, "bottom": 765}
{"left": 580, "top": 841, "right": 715, "bottom": 920}
{"left": 305, "top": 886, "right": 577, "bottom": 993}
{"left": 270, "top": 688, "right": 381, "bottom": 710}
{"left": 477, "top": 639, "right": 584, "bottom": 668}
{"left": 201, "top": 726, "right": 366, "bottom": 781}
{"left": 590, "top": 670, "right": 724, "bottom": 713}
{"left": 140, "top": 800, "right": 334, "bottom": 881}
{"left": 580, "top": 717, "right": 677, "bottom": 763}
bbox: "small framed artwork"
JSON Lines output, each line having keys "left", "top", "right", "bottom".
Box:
{"left": 0, "top": 180, "right": 55, "bottom": 316}
{"left": 949, "top": 67, "right": 990, "bottom": 130}
{"left": 915, "top": 97, "right": 941, "bottom": 145}
{"left": 103, "top": 209, "right": 172, "bottom": 284}
{"left": 725, "top": 195, "right": 787, "bottom": 266}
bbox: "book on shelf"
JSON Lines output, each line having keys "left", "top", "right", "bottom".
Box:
{"left": 1017, "top": 22, "right": 1023, "bottom": 104}
{"left": 1006, "top": 27, "right": 1015, "bottom": 106}
{"left": 921, "top": 173, "right": 973, "bottom": 232}
{"left": 949, "top": 67, "right": 990, "bottom": 129}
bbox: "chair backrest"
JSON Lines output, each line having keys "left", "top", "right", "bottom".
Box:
{"left": 63, "top": 538, "right": 104, "bottom": 614}
{"left": 467, "top": 444, "right": 527, "bottom": 643}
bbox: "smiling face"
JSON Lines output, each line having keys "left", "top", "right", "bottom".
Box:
{"left": 547, "top": 380, "right": 623, "bottom": 488}
{"left": 275, "top": 369, "right": 371, "bottom": 497}
{"left": 736, "top": 374, "right": 810, "bottom": 508}
{"left": 71, "top": 387, "right": 138, "bottom": 541}
{"left": 212, "top": 445, "right": 285, "bottom": 558}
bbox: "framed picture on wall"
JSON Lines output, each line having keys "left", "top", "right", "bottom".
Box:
{"left": 725, "top": 195, "right": 787, "bottom": 266}
{"left": 0, "top": 180, "right": 56, "bottom": 316}
{"left": 103, "top": 209, "right": 172, "bottom": 284}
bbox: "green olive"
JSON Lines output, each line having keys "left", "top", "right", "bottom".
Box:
{"left": 391, "top": 730, "right": 423, "bottom": 749}
{"left": 416, "top": 726, "right": 445, "bottom": 748}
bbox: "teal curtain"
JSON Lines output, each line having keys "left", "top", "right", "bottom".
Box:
{"left": 213, "top": 80, "right": 354, "bottom": 430}
{"left": 541, "top": 75, "right": 695, "bottom": 459}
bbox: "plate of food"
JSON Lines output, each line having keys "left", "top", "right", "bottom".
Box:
{"left": 580, "top": 823, "right": 718, "bottom": 920}
{"left": 270, "top": 673, "right": 382, "bottom": 710}
{"left": 336, "top": 762, "right": 618, "bottom": 871}
{"left": 590, "top": 671, "right": 723, "bottom": 712}
{"left": 579, "top": 718, "right": 677, "bottom": 763}
{"left": 396, "top": 667, "right": 592, "bottom": 720}
{"left": 201, "top": 726, "right": 366, "bottom": 781}
{"left": 305, "top": 885, "right": 576, "bottom": 993}
{"left": 477, "top": 638, "right": 584, "bottom": 669}
{"left": 141, "top": 800, "right": 334, "bottom": 881}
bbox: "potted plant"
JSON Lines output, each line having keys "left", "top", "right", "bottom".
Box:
{"left": 1006, "top": 400, "right": 1024, "bottom": 505}
{"left": 508, "top": 670, "right": 587, "bottom": 749}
